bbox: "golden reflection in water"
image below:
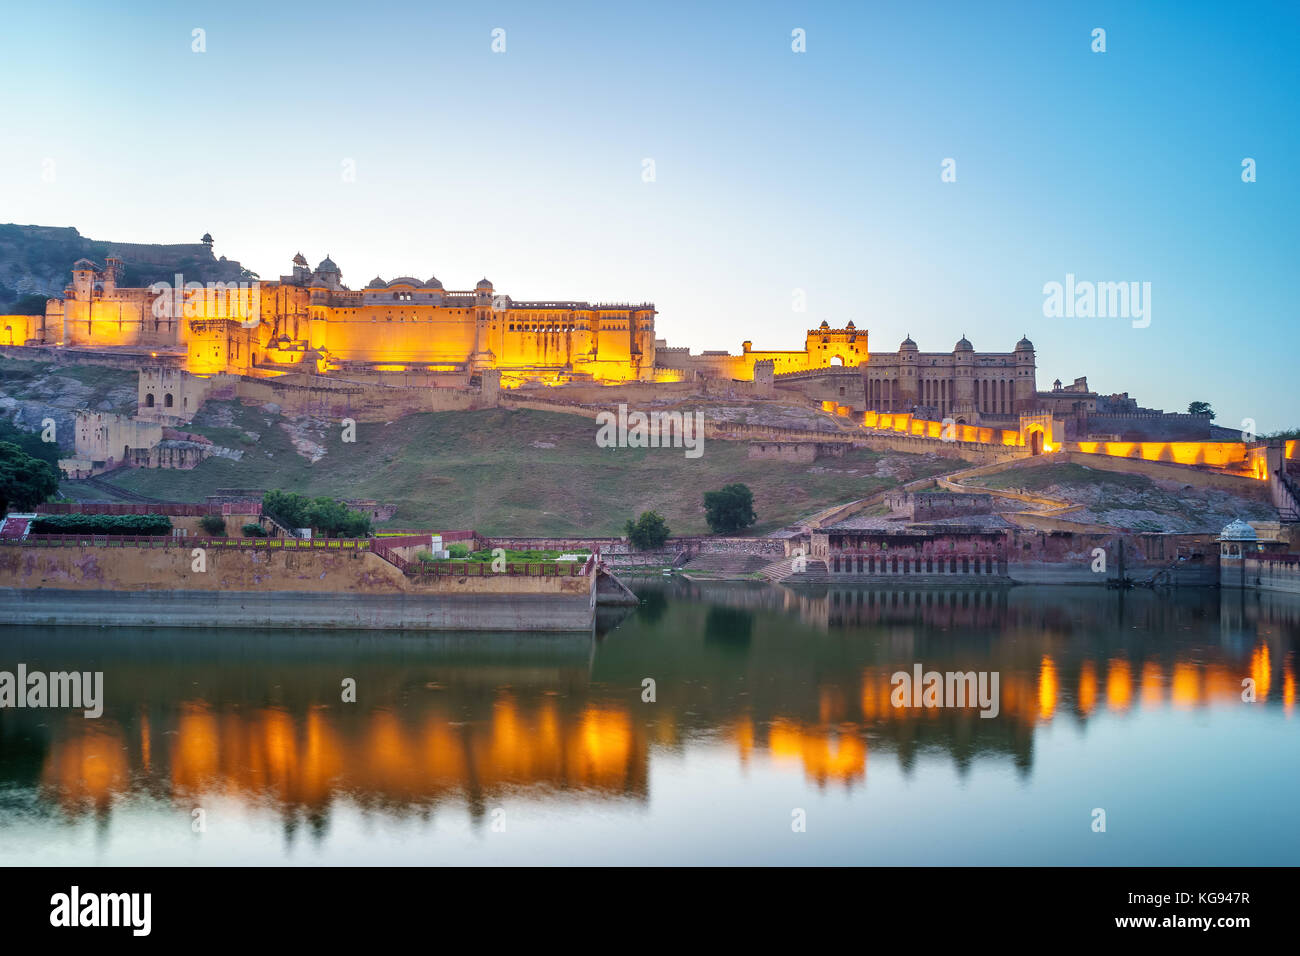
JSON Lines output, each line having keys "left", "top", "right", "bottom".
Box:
{"left": 818, "top": 685, "right": 847, "bottom": 725}
{"left": 1171, "top": 663, "right": 1200, "bottom": 710}
{"left": 39, "top": 719, "right": 129, "bottom": 811}
{"left": 139, "top": 709, "right": 151, "bottom": 773}
{"left": 1107, "top": 659, "right": 1133, "bottom": 712}
{"left": 1202, "top": 665, "right": 1237, "bottom": 705}
{"left": 1250, "top": 644, "right": 1272, "bottom": 702}
{"left": 33, "top": 642, "right": 1297, "bottom": 814}
{"left": 1284, "top": 656, "right": 1295, "bottom": 715}
{"left": 1038, "top": 656, "right": 1058, "bottom": 721}
{"left": 860, "top": 673, "right": 885, "bottom": 720}
{"left": 125, "top": 696, "right": 648, "bottom": 810}
{"left": 1140, "top": 662, "right": 1164, "bottom": 709}
{"left": 1077, "top": 661, "right": 1098, "bottom": 716}
{"left": 767, "top": 719, "right": 867, "bottom": 786}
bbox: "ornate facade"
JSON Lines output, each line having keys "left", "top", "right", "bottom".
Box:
{"left": 862, "top": 334, "right": 1038, "bottom": 423}
{"left": 30, "top": 250, "right": 1037, "bottom": 413}
{"left": 43, "top": 253, "right": 658, "bottom": 384}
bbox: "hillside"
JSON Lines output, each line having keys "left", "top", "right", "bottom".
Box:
{"left": 971, "top": 461, "right": 1275, "bottom": 532}
{"left": 0, "top": 223, "right": 250, "bottom": 309}
{"left": 0, "top": 356, "right": 139, "bottom": 451}
{"left": 91, "top": 403, "right": 959, "bottom": 535}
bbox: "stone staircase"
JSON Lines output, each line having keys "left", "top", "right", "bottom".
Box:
{"left": 760, "top": 555, "right": 832, "bottom": 584}
{"left": 680, "top": 553, "right": 772, "bottom": 576}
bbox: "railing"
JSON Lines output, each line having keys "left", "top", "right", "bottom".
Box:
{"left": 36, "top": 502, "right": 223, "bottom": 516}
{"left": 5, "top": 533, "right": 373, "bottom": 551}
{"left": 374, "top": 529, "right": 476, "bottom": 541}
{"left": 405, "top": 560, "right": 589, "bottom": 577}
{"left": 2, "top": 532, "right": 599, "bottom": 578}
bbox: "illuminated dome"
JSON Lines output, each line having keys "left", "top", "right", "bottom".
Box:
{"left": 426, "top": 275, "right": 444, "bottom": 289}
{"left": 366, "top": 277, "right": 387, "bottom": 289}
{"left": 1219, "top": 519, "right": 1257, "bottom": 541}
{"left": 900, "top": 335, "right": 917, "bottom": 351}
{"left": 476, "top": 277, "right": 494, "bottom": 289}
{"left": 845, "top": 321, "right": 856, "bottom": 330}
{"left": 316, "top": 255, "right": 339, "bottom": 273}
{"left": 954, "top": 335, "right": 974, "bottom": 352}
{"left": 819, "top": 320, "right": 830, "bottom": 329}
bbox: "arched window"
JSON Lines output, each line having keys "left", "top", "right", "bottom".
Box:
{"left": 145, "top": 394, "right": 155, "bottom": 407}
{"left": 164, "top": 393, "right": 174, "bottom": 408}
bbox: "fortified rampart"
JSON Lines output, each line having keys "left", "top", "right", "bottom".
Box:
{"left": 0, "top": 544, "right": 594, "bottom": 630}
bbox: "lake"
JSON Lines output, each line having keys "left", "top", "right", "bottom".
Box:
{"left": 1, "top": 582, "right": 1296, "bottom": 865}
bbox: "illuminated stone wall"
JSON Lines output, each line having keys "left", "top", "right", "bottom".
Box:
{"left": 0, "top": 314, "right": 43, "bottom": 345}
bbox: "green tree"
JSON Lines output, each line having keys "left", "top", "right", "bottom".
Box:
{"left": 703, "top": 483, "right": 757, "bottom": 535}
{"left": 625, "top": 511, "right": 671, "bottom": 550}
{"left": 261, "top": 490, "right": 371, "bottom": 538}
{"left": 0, "top": 421, "right": 60, "bottom": 467}
{"left": 1188, "top": 401, "right": 1215, "bottom": 418}
{"left": 199, "top": 514, "right": 227, "bottom": 535}
{"left": 0, "top": 441, "right": 60, "bottom": 515}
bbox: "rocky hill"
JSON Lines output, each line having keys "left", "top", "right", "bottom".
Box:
{"left": 0, "top": 223, "right": 251, "bottom": 310}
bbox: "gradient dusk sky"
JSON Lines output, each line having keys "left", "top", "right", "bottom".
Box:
{"left": 1, "top": 1, "right": 1295, "bottom": 429}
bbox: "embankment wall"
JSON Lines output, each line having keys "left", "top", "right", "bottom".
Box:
{"left": 0, "top": 546, "right": 593, "bottom": 629}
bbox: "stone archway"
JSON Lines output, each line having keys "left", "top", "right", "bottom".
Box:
{"left": 1030, "top": 429, "right": 1044, "bottom": 455}
{"left": 830, "top": 355, "right": 844, "bottom": 366}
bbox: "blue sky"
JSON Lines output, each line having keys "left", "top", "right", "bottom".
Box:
{"left": 1, "top": 0, "right": 1295, "bottom": 429}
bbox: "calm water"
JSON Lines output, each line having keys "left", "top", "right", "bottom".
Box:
{"left": 1, "top": 583, "right": 1297, "bottom": 865}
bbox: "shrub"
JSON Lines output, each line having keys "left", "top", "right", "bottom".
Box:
{"left": 242, "top": 522, "right": 268, "bottom": 537}
{"left": 199, "top": 514, "right": 227, "bottom": 536}
{"left": 447, "top": 542, "right": 471, "bottom": 558}
{"left": 262, "top": 489, "right": 373, "bottom": 538}
{"left": 30, "top": 513, "right": 173, "bottom": 536}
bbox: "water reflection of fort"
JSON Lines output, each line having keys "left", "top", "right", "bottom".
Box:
{"left": 3, "top": 587, "right": 1296, "bottom": 827}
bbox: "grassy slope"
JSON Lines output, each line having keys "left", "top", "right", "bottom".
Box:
{"left": 99, "top": 403, "right": 957, "bottom": 535}
{"left": 976, "top": 462, "right": 1149, "bottom": 493}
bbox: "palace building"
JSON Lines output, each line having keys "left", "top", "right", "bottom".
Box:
{"left": 43, "top": 253, "right": 658, "bottom": 383}
{"left": 28, "top": 245, "right": 1043, "bottom": 422}
{"left": 861, "top": 333, "right": 1040, "bottom": 423}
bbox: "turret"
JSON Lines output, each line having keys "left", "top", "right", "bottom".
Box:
{"left": 897, "top": 331, "right": 918, "bottom": 408}
{"left": 1013, "top": 335, "right": 1037, "bottom": 413}
{"left": 952, "top": 334, "right": 977, "bottom": 422}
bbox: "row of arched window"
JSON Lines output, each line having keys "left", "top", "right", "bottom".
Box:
{"left": 831, "top": 554, "right": 997, "bottom": 574}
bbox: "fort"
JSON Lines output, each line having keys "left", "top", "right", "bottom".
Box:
{"left": 0, "top": 239, "right": 1246, "bottom": 441}
{"left": 1, "top": 236, "right": 1297, "bottom": 543}
{"left": 3, "top": 242, "right": 1247, "bottom": 451}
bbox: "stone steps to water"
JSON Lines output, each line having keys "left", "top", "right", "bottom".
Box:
{"left": 681, "top": 553, "right": 771, "bottom": 575}
{"left": 761, "top": 556, "right": 829, "bottom": 582}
